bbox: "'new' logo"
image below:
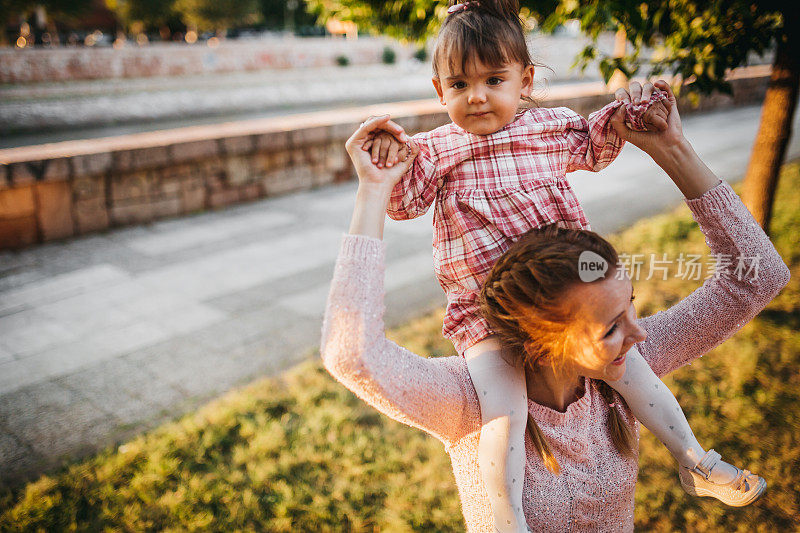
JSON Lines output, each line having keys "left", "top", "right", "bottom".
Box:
{"left": 578, "top": 251, "right": 609, "bottom": 282}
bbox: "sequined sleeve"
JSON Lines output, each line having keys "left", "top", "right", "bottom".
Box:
{"left": 562, "top": 91, "right": 668, "bottom": 173}
{"left": 319, "top": 233, "right": 470, "bottom": 446}
{"left": 637, "top": 181, "right": 790, "bottom": 377}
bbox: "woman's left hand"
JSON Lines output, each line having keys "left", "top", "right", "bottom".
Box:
{"left": 610, "top": 80, "right": 684, "bottom": 154}
{"left": 611, "top": 80, "right": 720, "bottom": 199}
{"left": 345, "top": 115, "right": 419, "bottom": 193}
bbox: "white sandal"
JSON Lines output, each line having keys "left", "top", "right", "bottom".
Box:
{"left": 679, "top": 449, "right": 766, "bottom": 507}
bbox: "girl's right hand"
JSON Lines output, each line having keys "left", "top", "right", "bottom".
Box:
{"left": 345, "top": 115, "right": 419, "bottom": 192}
{"left": 362, "top": 131, "right": 408, "bottom": 169}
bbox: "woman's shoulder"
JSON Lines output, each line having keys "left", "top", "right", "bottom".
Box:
{"left": 434, "top": 354, "right": 483, "bottom": 440}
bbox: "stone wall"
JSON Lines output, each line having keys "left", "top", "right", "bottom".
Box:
{"left": 0, "top": 67, "right": 771, "bottom": 249}
{"left": 0, "top": 36, "right": 413, "bottom": 83}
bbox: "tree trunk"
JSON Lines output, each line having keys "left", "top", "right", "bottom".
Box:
{"left": 741, "top": 23, "right": 800, "bottom": 234}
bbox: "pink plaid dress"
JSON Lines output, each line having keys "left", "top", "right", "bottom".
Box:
{"left": 387, "top": 95, "right": 666, "bottom": 355}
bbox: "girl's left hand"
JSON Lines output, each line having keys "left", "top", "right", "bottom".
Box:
{"left": 345, "top": 115, "right": 419, "bottom": 191}
{"left": 615, "top": 79, "right": 659, "bottom": 106}
{"left": 610, "top": 80, "right": 684, "bottom": 154}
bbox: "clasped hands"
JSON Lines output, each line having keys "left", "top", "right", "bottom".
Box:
{"left": 344, "top": 115, "right": 419, "bottom": 191}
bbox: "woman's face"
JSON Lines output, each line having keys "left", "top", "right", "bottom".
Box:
{"left": 561, "top": 269, "right": 647, "bottom": 383}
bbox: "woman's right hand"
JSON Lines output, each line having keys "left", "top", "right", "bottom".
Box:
{"left": 345, "top": 115, "right": 419, "bottom": 193}
{"left": 345, "top": 115, "right": 419, "bottom": 239}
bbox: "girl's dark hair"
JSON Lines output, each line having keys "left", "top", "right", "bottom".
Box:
{"left": 478, "top": 224, "right": 637, "bottom": 474}
{"left": 433, "top": 0, "right": 534, "bottom": 79}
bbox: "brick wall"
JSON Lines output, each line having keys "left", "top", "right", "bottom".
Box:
{"left": 0, "top": 37, "right": 413, "bottom": 83}
{"left": 0, "top": 67, "right": 771, "bottom": 249}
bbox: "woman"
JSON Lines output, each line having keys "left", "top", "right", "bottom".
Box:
{"left": 319, "top": 81, "right": 790, "bottom": 531}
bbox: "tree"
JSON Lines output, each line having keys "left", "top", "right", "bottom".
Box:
{"left": 308, "top": 0, "right": 798, "bottom": 233}
{"left": 105, "top": 0, "right": 178, "bottom": 34}
{"left": 258, "top": 0, "right": 318, "bottom": 31}
{"left": 304, "top": 0, "right": 446, "bottom": 42}
{"left": 0, "top": 0, "right": 30, "bottom": 45}
{"left": 173, "top": 0, "right": 260, "bottom": 33}
{"left": 740, "top": 8, "right": 798, "bottom": 234}
{"left": 1, "top": 0, "right": 94, "bottom": 45}
{"left": 39, "top": 0, "right": 96, "bottom": 19}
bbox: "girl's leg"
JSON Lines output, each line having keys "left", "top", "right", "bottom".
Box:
{"left": 465, "top": 335, "right": 529, "bottom": 532}
{"left": 606, "top": 346, "right": 739, "bottom": 484}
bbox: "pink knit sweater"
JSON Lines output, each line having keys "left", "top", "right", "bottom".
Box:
{"left": 319, "top": 181, "right": 789, "bottom": 532}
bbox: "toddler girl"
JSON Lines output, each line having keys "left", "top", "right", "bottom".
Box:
{"left": 362, "top": 1, "right": 765, "bottom": 530}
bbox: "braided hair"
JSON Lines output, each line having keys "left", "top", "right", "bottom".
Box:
{"left": 478, "top": 224, "right": 637, "bottom": 474}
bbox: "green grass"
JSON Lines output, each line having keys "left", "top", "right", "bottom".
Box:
{"left": 2, "top": 163, "right": 800, "bottom": 531}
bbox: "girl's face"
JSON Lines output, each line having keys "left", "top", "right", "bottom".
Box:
{"left": 560, "top": 270, "right": 647, "bottom": 383}
{"left": 432, "top": 57, "right": 535, "bottom": 135}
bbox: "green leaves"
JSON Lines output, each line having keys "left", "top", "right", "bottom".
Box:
{"left": 304, "top": 0, "right": 446, "bottom": 42}
{"left": 108, "top": 0, "right": 179, "bottom": 30}
{"left": 534, "top": 0, "right": 787, "bottom": 96}
{"left": 307, "top": 0, "right": 789, "bottom": 97}
{"left": 598, "top": 55, "right": 640, "bottom": 83}
{"left": 173, "top": 0, "right": 261, "bottom": 32}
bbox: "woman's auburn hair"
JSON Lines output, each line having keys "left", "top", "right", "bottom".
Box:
{"left": 433, "top": 0, "right": 535, "bottom": 80}
{"left": 478, "top": 224, "right": 637, "bottom": 474}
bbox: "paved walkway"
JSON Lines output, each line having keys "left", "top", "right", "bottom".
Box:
{"left": 1, "top": 104, "right": 799, "bottom": 488}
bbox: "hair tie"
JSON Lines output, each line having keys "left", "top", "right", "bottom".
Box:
{"left": 608, "top": 402, "right": 617, "bottom": 408}
{"left": 448, "top": 1, "right": 478, "bottom": 14}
